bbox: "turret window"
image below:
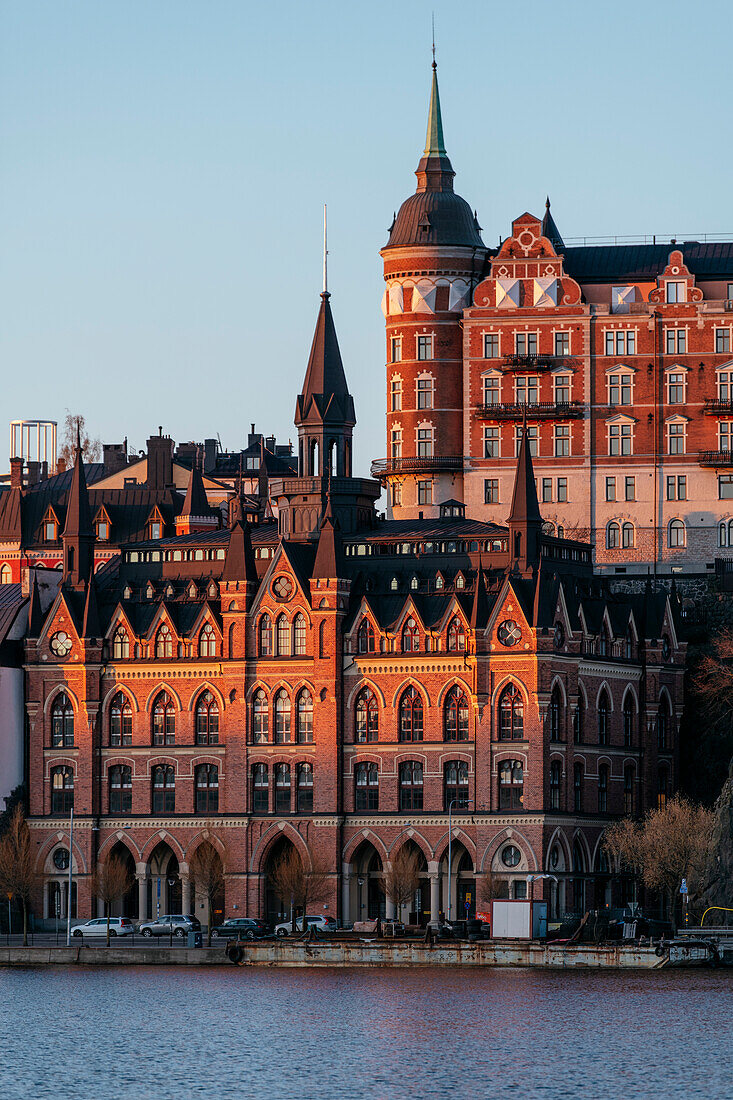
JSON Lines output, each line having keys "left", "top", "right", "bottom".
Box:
{"left": 417, "top": 481, "right": 432, "bottom": 505}
{"left": 390, "top": 378, "right": 402, "bottom": 411}
{"left": 390, "top": 337, "right": 402, "bottom": 363}
{"left": 417, "top": 377, "right": 434, "bottom": 410}
{"left": 417, "top": 335, "right": 433, "bottom": 361}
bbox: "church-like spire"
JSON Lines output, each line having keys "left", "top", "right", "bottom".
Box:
{"left": 424, "top": 61, "right": 447, "bottom": 157}
{"left": 176, "top": 465, "right": 217, "bottom": 535}
{"left": 507, "top": 416, "right": 543, "bottom": 574}
{"left": 541, "top": 196, "right": 564, "bottom": 252}
{"left": 312, "top": 482, "right": 342, "bottom": 579}
{"left": 61, "top": 427, "right": 94, "bottom": 588}
{"left": 415, "top": 59, "right": 455, "bottom": 194}
{"left": 222, "top": 514, "right": 259, "bottom": 587}
{"left": 470, "top": 555, "right": 489, "bottom": 631}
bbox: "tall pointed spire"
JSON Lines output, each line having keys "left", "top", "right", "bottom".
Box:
{"left": 176, "top": 465, "right": 217, "bottom": 534}
{"left": 313, "top": 479, "right": 342, "bottom": 579}
{"left": 470, "top": 555, "right": 489, "bottom": 631}
{"left": 222, "top": 514, "right": 258, "bottom": 586}
{"left": 61, "top": 430, "right": 94, "bottom": 588}
{"left": 507, "top": 417, "right": 543, "bottom": 575}
{"left": 423, "top": 60, "right": 447, "bottom": 157}
{"left": 82, "top": 577, "right": 101, "bottom": 639}
{"left": 541, "top": 196, "right": 564, "bottom": 252}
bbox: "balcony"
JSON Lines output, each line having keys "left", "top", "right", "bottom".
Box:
{"left": 703, "top": 398, "right": 733, "bottom": 415}
{"left": 698, "top": 450, "right": 733, "bottom": 467}
{"left": 370, "top": 455, "right": 464, "bottom": 479}
{"left": 500, "top": 354, "right": 578, "bottom": 371}
{"left": 474, "top": 401, "right": 585, "bottom": 421}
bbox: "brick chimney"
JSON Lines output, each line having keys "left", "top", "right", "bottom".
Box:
{"left": 146, "top": 430, "right": 174, "bottom": 490}
{"left": 56, "top": 458, "right": 67, "bottom": 475}
{"left": 9, "top": 456, "right": 23, "bottom": 489}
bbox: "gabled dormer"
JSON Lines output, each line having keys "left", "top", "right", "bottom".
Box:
{"left": 147, "top": 506, "right": 165, "bottom": 541}
{"left": 94, "top": 505, "right": 112, "bottom": 542}
{"left": 41, "top": 505, "right": 61, "bottom": 543}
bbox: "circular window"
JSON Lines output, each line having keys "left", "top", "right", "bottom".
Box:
{"left": 272, "top": 575, "right": 294, "bottom": 601}
{"left": 50, "top": 631, "right": 72, "bottom": 657}
{"left": 501, "top": 844, "right": 521, "bottom": 868}
{"left": 550, "top": 846, "right": 560, "bottom": 869}
{"left": 53, "top": 847, "right": 70, "bottom": 871}
{"left": 498, "top": 620, "right": 521, "bottom": 647}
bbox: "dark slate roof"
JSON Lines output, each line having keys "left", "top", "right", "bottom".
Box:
{"left": 541, "top": 198, "right": 564, "bottom": 251}
{"left": 563, "top": 241, "right": 733, "bottom": 283}
{"left": 295, "top": 293, "right": 356, "bottom": 429}
{"left": 508, "top": 425, "right": 542, "bottom": 527}
{"left": 360, "top": 518, "right": 506, "bottom": 541}
{"left": 28, "top": 463, "right": 106, "bottom": 494}
{"left": 386, "top": 189, "right": 484, "bottom": 250}
{"left": 0, "top": 488, "right": 22, "bottom": 540}
{"left": 181, "top": 465, "right": 216, "bottom": 518}
{"left": 0, "top": 583, "right": 27, "bottom": 644}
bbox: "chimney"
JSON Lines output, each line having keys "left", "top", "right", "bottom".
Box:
{"left": 146, "top": 433, "right": 174, "bottom": 490}
{"left": 203, "top": 438, "right": 218, "bottom": 473}
{"left": 56, "top": 458, "right": 67, "bottom": 475}
{"left": 9, "top": 457, "right": 23, "bottom": 490}
{"left": 103, "top": 443, "right": 128, "bottom": 476}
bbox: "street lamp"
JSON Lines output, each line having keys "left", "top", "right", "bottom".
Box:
{"left": 447, "top": 798, "right": 474, "bottom": 923}
{"left": 357, "top": 876, "right": 364, "bottom": 919}
{"left": 526, "top": 873, "right": 558, "bottom": 901}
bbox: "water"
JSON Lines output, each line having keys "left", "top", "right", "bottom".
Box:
{"left": 1, "top": 966, "right": 732, "bottom": 1100}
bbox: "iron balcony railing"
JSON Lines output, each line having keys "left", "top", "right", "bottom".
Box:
{"left": 703, "top": 398, "right": 733, "bottom": 415}
{"left": 698, "top": 450, "right": 733, "bottom": 467}
{"left": 474, "top": 401, "right": 585, "bottom": 420}
{"left": 370, "top": 455, "right": 464, "bottom": 478}
{"left": 500, "top": 354, "right": 578, "bottom": 370}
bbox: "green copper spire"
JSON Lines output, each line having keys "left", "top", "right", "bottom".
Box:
{"left": 423, "top": 62, "right": 446, "bottom": 157}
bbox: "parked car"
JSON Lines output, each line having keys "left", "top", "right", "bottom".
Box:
{"left": 274, "top": 915, "right": 338, "bottom": 937}
{"left": 211, "top": 918, "right": 270, "bottom": 940}
{"left": 72, "top": 917, "right": 134, "bottom": 938}
{"left": 138, "top": 914, "right": 202, "bottom": 938}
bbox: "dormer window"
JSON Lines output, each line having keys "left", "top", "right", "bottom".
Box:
{"left": 666, "top": 281, "right": 685, "bottom": 303}
{"left": 390, "top": 577, "right": 398, "bottom": 591}
{"left": 455, "top": 573, "right": 465, "bottom": 590}
{"left": 123, "top": 585, "right": 132, "bottom": 600}
{"left": 435, "top": 573, "right": 444, "bottom": 590}
{"left": 188, "top": 582, "right": 198, "bottom": 599}
{"left": 97, "top": 522, "right": 109, "bottom": 541}
{"left": 45, "top": 522, "right": 57, "bottom": 541}
{"left": 208, "top": 582, "right": 218, "bottom": 598}
{"left": 145, "top": 582, "right": 155, "bottom": 600}
{"left": 410, "top": 575, "right": 419, "bottom": 591}
{"left": 165, "top": 583, "right": 175, "bottom": 599}
{"left": 150, "top": 522, "right": 162, "bottom": 540}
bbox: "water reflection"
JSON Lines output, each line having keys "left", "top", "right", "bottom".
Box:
{"left": 1, "top": 967, "right": 731, "bottom": 1100}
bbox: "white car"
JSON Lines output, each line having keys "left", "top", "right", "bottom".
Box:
{"left": 274, "top": 914, "right": 338, "bottom": 937}
{"left": 71, "top": 917, "right": 134, "bottom": 938}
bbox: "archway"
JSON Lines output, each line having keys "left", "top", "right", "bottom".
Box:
{"left": 438, "top": 840, "right": 475, "bottom": 922}
{"left": 146, "top": 842, "right": 181, "bottom": 919}
{"left": 190, "top": 841, "right": 225, "bottom": 930}
{"left": 390, "top": 839, "right": 429, "bottom": 927}
{"left": 349, "top": 841, "right": 384, "bottom": 922}
{"left": 262, "top": 836, "right": 299, "bottom": 927}
{"left": 106, "top": 842, "right": 138, "bottom": 918}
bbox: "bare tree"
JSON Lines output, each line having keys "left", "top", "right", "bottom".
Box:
{"left": 268, "top": 846, "right": 330, "bottom": 933}
{"left": 91, "top": 856, "right": 134, "bottom": 946}
{"left": 382, "top": 847, "right": 420, "bottom": 922}
{"left": 190, "top": 842, "right": 225, "bottom": 946}
{"left": 687, "top": 629, "right": 733, "bottom": 804}
{"left": 477, "top": 871, "right": 509, "bottom": 910}
{"left": 58, "top": 412, "right": 101, "bottom": 466}
{"left": 0, "top": 805, "right": 38, "bottom": 945}
{"left": 603, "top": 796, "right": 715, "bottom": 922}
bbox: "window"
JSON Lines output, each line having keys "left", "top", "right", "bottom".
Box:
{"left": 45, "top": 521, "right": 57, "bottom": 541}
{"left": 399, "top": 687, "right": 424, "bottom": 742}
{"left": 484, "top": 479, "right": 499, "bottom": 504}
{"left": 598, "top": 692, "right": 610, "bottom": 746}
{"left": 549, "top": 687, "right": 563, "bottom": 741}
{"left": 417, "top": 480, "right": 432, "bottom": 506}
{"left": 152, "top": 692, "right": 175, "bottom": 745}
{"left": 112, "top": 628, "right": 129, "bottom": 660}
{"left": 390, "top": 378, "right": 402, "bottom": 411}
{"left": 498, "top": 760, "right": 523, "bottom": 810}
{"left": 390, "top": 429, "right": 402, "bottom": 460}
{"left": 554, "top": 425, "right": 570, "bottom": 457}
{"left": 195, "top": 765, "right": 219, "bottom": 813}
{"left": 623, "top": 696, "right": 635, "bottom": 747}
{"left": 447, "top": 618, "right": 465, "bottom": 653}
{"left": 716, "top": 328, "right": 731, "bottom": 354}
{"left": 296, "top": 763, "right": 313, "bottom": 813}
{"left": 605, "top": 476, "right": 617, "bottom": 503}
{"left": 399, "top": 761, "right": 423, "bottom": 810}
{"left": 355, "top": 688, "right": 378, "bottom": 743}
{"left": 666, "top": 281, "right": 685, "bottom": 303}
{"left": 274, "top": 690, "right": 291, "bottom": 744}
{"left": 720, "top": 475, "right": 733, "bottom": 500}
{"left": 483, "top": 375, "right": 500, "bottom": 404}
{"left": 667, "top": 422, "right": 686, "bottom": 455}
{"left": 515, "top": 376, "right": 539, "bottom": 405}
{"left": 355, "top": 762, "right": 378, "bottom": 811}
{"left": 605, "top": 330, "right": 636, "bottom": 355}
{"left": 444, "top": 760, "right": 469, "bottom": 809}
{"left": 625, "top": 476, "right": 636, "bottom": 502}
{"left": 668, "top": 519, "right": 686, "bottom": 548}
{"left": 608, "top": 373, "right": 632, "bottom": 406}
{"left": 550, "top": 760, "right": 561, "bottom": 810}
{"left": 667, "top": 373, "right": 686, "bottom": 404}
{"left": 252, "top": 764, "right": 268, "bottom": 813}
{"left": 417, "top": 427, "right": 433, "bottom": 458}
{"left": 358, "top": 619, "right": 375, "bottom": 654}
{"left": 417, "top": 335, "right": 433, "bottom": 360}
{"left": 149, "top": 521, "right": 162, "bottom": 540}
{"left": 657, "top": 696, "right": 670, "bottom": 751}
{"left": 390, "top": 337, "right": 402, "bottom": 363}
{"left": 598, "top": 764, "right": 609, "bottom": 813}
{"left": 622, "top": 522, "right": 634, "bottom": 549}
{"left": 275, "top": 615, "right": 290, "bottom": 656}
{"left": 51, "top": 766, "right": 74, "bottom": 814}
{"left": 607, "top": 522, "right": 620, "bottom": 549}
{"left": 499, "top": 683, "right": 524, "bottom": 740}
{"left": 109, "top": 693, "right": 132, "bottom": 747}
{"left": 624, "top": 765, "right": 635, "bottom": 816}
{"left": 253, "top": 689, "right": 268, "bottom": 743}
{"left": 199, "top": 624, "right": 216, "bottom": 658}
{"left": 554, "top": 375, "right": 571, "bottom": 404}
{"left": 554, "top": 332, "right": 570, "bottom": 357}
{"left": 195, "top": 691, "right": 219, "bottom": 745}
{"left": 484, "top": 427, "right": 500, "bottom": 459}
{"left": 514, "top": 425, "right": 538, "bottom": 457}
{"left": 152, "top": 766, "right": 175, "bottom": 813}
{"left": 515, "top": 332, "right": 538, "bottom": 356}
{"left": 657, "top": 769, "right": 669, "bottom": 811}
{"left": 296, "top": 689, "right": 313, "bottom": 744}
{"left": 609, "top": 422, "right": 633, "bottom": 456}
{"left": 719, "top": 371, "right": 733, "bottom": 400}
{"left": 293, "top": 614, "right": 307, "bottom": 657}
{"left": 0, "top": 564, "right": 11, "bottom": 584}
{"left": 51, "top": 693, "right": 74, "bottom": 748}
{"left": 444, "top": 686, "right": 469, "bottom": 742}
{"left": 573, "top": 763, "right": 583, "bottom": 812}
{"left": 109, "top": 765, "right": 132, "bottom": 814}
{"left": 275, "top": 764, "right": 291, "bottom": 814}
{"left": 401, "top": 617, "right": 420, "bottom": 653}
{"left": 417, "top": 378, "right": 433, "bottom": 410}
{"left": 542, "top": 477, "right": 552, "bottom": 503}
{"left": 484, "top": 334, "right": 499, "bottom": 358}
{"left": 155, "top": 624, "right": 173, "bottom": 659}
{"left": 258, "top": 614, "right": 272, "bottom": 657}
{"left": 391, "top": 481, "right": 402, "bottom": 507}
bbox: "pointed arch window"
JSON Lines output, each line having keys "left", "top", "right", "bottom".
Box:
{"left": 498, "top": 760, "right": 523, "bottom": 809}
{"left": 259, "top": 614, "right": 273, "bottom": 657}
{"left": 498, "top": 683, "right": 524, "bottom": 741}
{"left": 296, "top": 763, "right": 313, "bottom": 813}
{"left": 401, "top": 616, "right": 420, "bottom": 653}
{"left": 110, "top": 692, "right": 132, "bottom": 746}
{"left": 657, "top": 767, "right": 669, "bottom": 811}
{"left": 195, "top": 764, "right": 219, "bottom": 813}
{"left": 152, "top": 691, "right": 175, "bottom": 746}
{"left": 598, "top": 763, "right": 609, "bottom": 813}
{"left": 275, "top": 763, "right": 291, "bottom": 814}
{"left": 549, "top": 686, "right": 563, "bottom": 741}
{"left": 195, "top": 690, "right": 219, "bottom": 745}
{"left": 574, "top": 698, "right": 584, "bottom": 743}
{"left": 623, "top": 695, "right": 635, "bottom": 748}
{"left": 355, "top": 688, "right": 378, "bottom": 743}
{"left": 199, "top": 624, "right": 216, "bottom": 658}
{"left": 399, "top": 686, "right": 424, "bottom": 742}
{"left": 444, "top": 686, "right": 469, "bottom": 742}
{"left": 550, "top": 760, "right": 562, "bottom": 810}
{"left": 399, "top": 761, "right": 423, "bottom": 810}
{"left": 252, "top": 689, "right": 269, "bottom": 743}
{"left": 155, "top": 623, "right": 173, "bottom": 659}
{"left": 51, "top": 766, "right": 74, "bottom": 813}
{"left": 657, "top": 695, "right": 670, "bottom": 750}
{"left": 444, "top": 760, "right": 469, "bottom": 809}
{"left": 109, "top": 765, "right": 132, "bottom": 814}
{"left": 574, "top": 762, "right": 584, "bottom": 812}
{"left": 252, "top": 763, "right": 268, "bottom": 813}
{"left": 598, "top": 691, "right": 610, "bottom": 745}
{"left": 51, "top": 693, "right": 74, "bottom": 748}
{"left": 624, "top": 765, "right": 635, "bottom": 816}
{"left": 152, "top": 765, "right": 175, "bottom": 813}
{"left": 293, "top": 614, "right": 307, "bottom": 656}
{"left": 276, "top": 614, "right": 291, "bottom": 656}
{"left": 355, "top": 762, "right": 379, "bottom": 811}
{"left": 274, "top": 690, "right": 291, "bottom": 744}
{"left": 0, "top": 564, "right": 11, "bottom": 584}
{"left": 447, "top": 617, "right": 465, "bottom": 652}
{"left": 296, "top": 689, "right": 313, "bottom": 743}
{"left": 112, "top": 628, "right": 129, "bottom": 660}
{"left": 357, "top": 619, "right": 375, "bottom": 654}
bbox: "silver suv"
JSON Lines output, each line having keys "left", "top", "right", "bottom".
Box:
{"left": 139, "top": 914, "right": 201, "bottom": 938}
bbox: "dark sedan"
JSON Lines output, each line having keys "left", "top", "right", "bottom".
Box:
{"left": 211, "top": 918, "right": 270, "bottom": 940}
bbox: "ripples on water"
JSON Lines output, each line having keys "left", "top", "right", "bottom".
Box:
{"left": 1, "top": 966, "right": 732, "bottom": 1100}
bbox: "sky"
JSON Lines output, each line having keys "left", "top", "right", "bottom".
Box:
{"left": 1, "top": 0, "right": 732, "bottom": 474}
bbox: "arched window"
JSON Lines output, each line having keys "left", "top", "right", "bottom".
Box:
{"left": 399, "top": 761, "right": 423, "bottom": 810}
{"left": 625, "top": 628, "right": 633, "bottom": 660}
{"left": 607, "top": 521, "right": 620, "bottom": 549}
{"left": 296, "top": 689, "right": 313, "bottom": 743}
{"left": 399, "top": 687, "right": 424, "bottom": 742}
{"left": 155, "top": 624, "right": 173, "bottom": 659}
{"left": 598, "top": 763, "right": 609, "bottom": 813}
{"left": 498, "top": 760, "right": 524, "bottom": 810}
{"left": 574, "top": 762, "right": 584, "bottom": 812}
{"left": 274, "top": 690, "right": 291, "bottom": 744}
{"left": 728, "top": 518, "right": 733, "bottom": 548}
{"left": 499, "top": 683, "right": 524, "bottom": 740}
{"left": 296, "top": 763, "right": 313, "bottom": 813}
{"left": 668, "top": 518, "right": 685, "bottom": 548}
{"left": 112, "top": 628, "right": 129, "bottom": 659}
{"left": 152, "top": 691, "right": 175, "bottom": 746}
{"left": 319, "top": 620, "right": 326, "bottom": 658}
{"left": 657, "top": 695, "right": 670, "bottom": 750}
{"left": 549, "top": 686, "right": 563, "bottom": 741}
{"left": 597, "top": 691, "right": 610, "bottom": 745}
{"left": 357, "top": 619, "right": 375, "bottom": 654}
{"left": 110, "top": 692, "right": 132, "bottom": 746}
{"left": 657, "top": 768, "right": 669, "bottom": 811}
{"left": 51, "top": 693, "right": 74, "bottom": 748}
{"left": 152, "top": 765, "right": 175, "bottom": 813}
{"left": 252, "top": 689, "right": 268, "bottom": 743}
{"left": 195, "top": 691, "right": 219, "bottom": 745}
{"left": 195, "top": 764, "right": 219, "bottom": 813}
{"left": 720, "top": 521, "right": 727, "bottom": 548}
{"left": 275, "top": 763, "right": 291, "bottom": 814}
{"left": 0, "top": 564, "right": 11, "bottom": 584}
{"left": 109, "top": 765, "right": 132, "bottom": 813}
{"left": 447, "top": 617, "right": 465, "bottom": 652}
{"left": 444, "top": 760, "right": 469, "bottom": 809}
{"left": 401, "top": 617, "right": 420, "bottom": 653}
{"left": 252, "top": 763, "right": 268, "bottom": 813}
{"left": 444, "top": 686, "right": 469, "bottom": 742}
{"left": 548, "top": 759, "right": 561, "bottom": 810}
{"left": 624, "top": 765, "right": 635, "bottom": 816}
{"left": 622, "top": 522, "right": 634, "bottom": 549}
{"left": 199, "top": 624, "right": 216, "bottom": 658}
{"left": 276, "top": 614, "right": 291, "bottom": 656}
{"left": 355, "top": 688, "right": 378, "bottom": 743}
{"left": 623, "top": 694, "right": 635, "bottom": 748}
{"left": 293, "top": 614, "right": 307, "bottom": 656}
{"left": 259, "top": 614, "right": 273, "bottom": 657}
{"left": 51, "top": 766, "right": 74, "bottom": 813}
{"left": 355, "top": 762, "right": 379, "bottom": 811}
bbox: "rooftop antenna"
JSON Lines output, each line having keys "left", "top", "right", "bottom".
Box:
{"left": 323, "top": 203, "right": 328, "bottom": 295}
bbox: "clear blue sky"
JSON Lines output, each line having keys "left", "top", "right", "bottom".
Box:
{"left": 1, "top": 0, "right": 730, "bottom": 473}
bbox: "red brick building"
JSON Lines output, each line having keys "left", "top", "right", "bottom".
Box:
{"left": 25, "top": 290, "right": 686, "bottom": 929}
{"left": 378, "top": 63, "right": 733, "bottom": 576}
